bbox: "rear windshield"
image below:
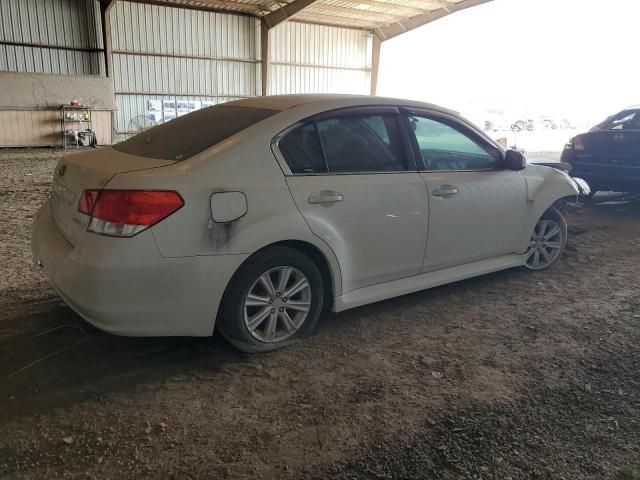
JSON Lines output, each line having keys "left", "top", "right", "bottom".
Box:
{"left": 114, "top": 105, "right": 279, "bottom": 161}
{"left": 592, "top": 109, "right": 640, "bottom": 131}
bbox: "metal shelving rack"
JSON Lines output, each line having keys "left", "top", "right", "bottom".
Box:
{"left": 60, "top": 105, "right": 92, "bottom": 148}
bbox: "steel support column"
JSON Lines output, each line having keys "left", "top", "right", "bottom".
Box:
{"left": 100, "top": 0, "right": 115, "bottom": 77}
{"left": 370, "top": 34, "right": 381, "bottom": 95}
{"left": 260, "top": 20, "right": 270, "bottom": 96}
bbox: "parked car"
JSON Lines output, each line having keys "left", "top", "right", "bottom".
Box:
{"left": 561, "top": 107, "right": 640, "bottom": 193}
{"left": 32, "top": 95, "right": 583, "bottom": 352}
{"left": 510, "top": 118, "right": 535, "bottom": 132}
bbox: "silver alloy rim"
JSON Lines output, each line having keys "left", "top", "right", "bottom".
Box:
{"left": 243, "top": 266, "right": 312, "bottom": 343}
{"left": 526, "top": 218, "right": 563, "bottom": 269}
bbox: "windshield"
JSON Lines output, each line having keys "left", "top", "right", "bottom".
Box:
{"left": 114, "top": 105, "right": 279, "bottom": 161}
{"left": 592, "top": 109, "right": 640, "bottom": 131}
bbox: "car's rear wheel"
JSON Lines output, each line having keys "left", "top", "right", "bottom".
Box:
{"left": 525, "top": 207, "right": 567, "bottom": 270}
{"left": 218, "top": 246, "right": 323, "bottom": 353}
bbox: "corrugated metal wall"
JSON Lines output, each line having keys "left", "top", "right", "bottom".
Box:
{"left": 0, "top": 0, "right": 375, "bottom": 140}
{"left": 268, "top": 22, "right": 372, "bottom": 95}
{"left": 0, "top": 0, "right": 104, "bottom": 75}
{"left": 110, "top": 1, "right": 260, "bottom": 135}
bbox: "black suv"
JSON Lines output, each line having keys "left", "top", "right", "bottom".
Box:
{"left": 561, "top": 108, "right": 640, "bottom": 194}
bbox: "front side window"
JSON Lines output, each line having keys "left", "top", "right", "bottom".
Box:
{"left": 407, "top": 115, "right": 498, "bottom": 171}
{"left": 278, "top": 113, "right": 410, "bottom": 174}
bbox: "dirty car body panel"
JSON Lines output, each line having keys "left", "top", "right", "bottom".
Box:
{"left": 562, "top": 108, "right": 640, "bottom": 193}
{"left": 32, "top": 95, "right": 580, "bottom": 338}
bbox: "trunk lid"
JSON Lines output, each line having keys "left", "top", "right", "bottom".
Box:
{"left": 576, "top": 131, "right": 640, "bottom": 166}
{"left": 51, "top": 147, "right": 176, "bottom": 245}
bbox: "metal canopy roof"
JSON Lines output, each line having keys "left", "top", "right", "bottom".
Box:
{"left": 128, "top": 0, "right": 493, "bottom": 39}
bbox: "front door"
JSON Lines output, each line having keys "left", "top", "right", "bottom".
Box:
{"left": 276, "top": 109, "right": 429, "bottom": 293}
{"left": 403, "top": 111, "right": 527, "bottom": 272}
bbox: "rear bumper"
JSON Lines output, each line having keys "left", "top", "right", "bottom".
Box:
{"left": 31, "top": 201, "right": 247, "bottom": 336}
{"left": 562, "top": 150, "right": 640, "bottom": 192}
{"left": 569, "top": 166, "right": 640, "bottom": 192}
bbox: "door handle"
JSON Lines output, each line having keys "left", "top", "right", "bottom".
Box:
{"left": 308, "top": 190, "right": 344, "bottom": 204}
{"left": 432, "top": 185, "right": 459, "bottom": 198}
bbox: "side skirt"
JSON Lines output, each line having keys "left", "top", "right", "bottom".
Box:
{"left": 333, "top": 254, "right": 525, "bottom": 312}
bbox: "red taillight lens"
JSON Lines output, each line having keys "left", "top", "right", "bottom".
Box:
{"left": 78, "top": 190, "right": 183, "bottom": 237}
{"left": 572, "top": 136, "right": 585, "bottom": 151}
{"left": 92, "top": 190, "right": 183, "bottom": 226}
{"left": 78, "top": 190, "right": 99, "bottom": 215}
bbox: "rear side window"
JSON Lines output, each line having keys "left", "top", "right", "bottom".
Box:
{"left": 278, "top": 113, "right": 409, "bottom": 174}
{"left": 278, "top": 123, "right": 327, "bottom": 174}
{"left": 606, "top": 111, "right": 640, "bottom": 130}
{"left": 593, "top": 109, "right": 640, "bottom": 131}
{"left": 114, "top": 105, "right": 278, "bottom": 161}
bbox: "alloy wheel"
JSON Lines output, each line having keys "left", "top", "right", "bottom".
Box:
{"left": 243, "top": 266, "right": 312, "bottom": 343}
{"left": 525, "top": 218, "right": 563, "bottom": 270}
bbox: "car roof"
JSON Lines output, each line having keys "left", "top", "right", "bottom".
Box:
{"left": 225, "top": 94, "right": 459, "bottom": 117}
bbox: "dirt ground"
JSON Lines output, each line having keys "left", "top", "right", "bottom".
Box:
{"left": 1, "top": 148, "right": 639, "bottom": 480}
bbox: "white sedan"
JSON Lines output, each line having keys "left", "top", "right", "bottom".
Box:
{"left": 32, "top": 95, "right": 581, "bottom": 352}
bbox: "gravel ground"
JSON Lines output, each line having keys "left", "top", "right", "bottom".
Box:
{"left": 0, "top": 148, "right": 78, "bottom": 311}
{"left": 1, "top": 148, "right": 639, "bottom": 479}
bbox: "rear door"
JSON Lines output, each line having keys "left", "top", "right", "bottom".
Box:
{"left": 275, "top": 107, "right": 429, "bottom": 293}
{"left": 402, "top": 109, "right": 527, "bottom": 272}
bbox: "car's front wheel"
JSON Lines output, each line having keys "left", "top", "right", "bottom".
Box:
{"left": 525, "top": 207, "right": 567, "bottom": 270}
{"left": 218, "top": 246, "right": 324, "bottom": 353}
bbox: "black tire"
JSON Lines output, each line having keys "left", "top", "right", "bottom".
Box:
{"left": 525, "top": 207, "right": 567, "bottom": 270}
{"left": 217, "top": 246, "right": 324, "bottom": 353}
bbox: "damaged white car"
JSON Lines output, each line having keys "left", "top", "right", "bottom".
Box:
{"left": 32, "top": 95, "right": 585, "bottom": 352}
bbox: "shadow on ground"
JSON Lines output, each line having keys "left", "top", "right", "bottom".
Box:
{"left": 0, "top": 302, "right": 244, "bottom": 421}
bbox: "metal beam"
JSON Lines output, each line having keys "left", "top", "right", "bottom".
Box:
{"left": 375, "top": 0, "right": 493, "bottom": 41}
{"left": 261, "top": 0, "right": 320, "bottom": 29}
{"left": 341, "top": 0, "right": 425, "bottom": 17}
{"left": 111, "top": 49, "right": 260, "bottom": 64}
{"left": 175, "top": 0, "right": 263, "bottom": 11}
{"left": 293, "top": 12, "right": 377, "bottom": 29}
{"left": 0, "top": 40, "right": 104, "bottom": 53}
{"left": 121, "top": 0, "right": 261, "bottom": 16}
{"left": 99, "top": 0, "right": 116, "bottom": 77}
{"left": 260, "top": 19, "right": 270, "bottom": 95}
{"left": 370, "top": 34, "right": 381, "bottom": 95}
{"left": 304, "top": 3, "right": 405, "bottom": 23}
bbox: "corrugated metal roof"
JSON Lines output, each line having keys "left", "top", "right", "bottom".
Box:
{"left": 125, "top": 0, "right": 492, "bottom": 35}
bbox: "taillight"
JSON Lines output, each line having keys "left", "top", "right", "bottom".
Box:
{"left": 78, "top": 190, "right": 99, "bottom": 215}
{"left": 78, "top": 190, "right": 184, "bottom": 237}
{"left": 572, "top": 136, "right": 585, "bottom": 151}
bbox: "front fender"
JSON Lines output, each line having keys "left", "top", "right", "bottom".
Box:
{"left": 518, "top": 165, "right": 579, "bottom": 252}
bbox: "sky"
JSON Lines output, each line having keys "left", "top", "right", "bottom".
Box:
{"left": 378, "top": 0, "right": 640, "bottom": 123}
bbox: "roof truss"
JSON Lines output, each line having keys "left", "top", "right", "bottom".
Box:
{"left": 120, "top": 0, "right": 493, "bottom": 38}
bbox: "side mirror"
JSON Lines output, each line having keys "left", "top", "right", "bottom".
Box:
{"left": 503, "top": 149, "right": 527, "bottom": 171}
